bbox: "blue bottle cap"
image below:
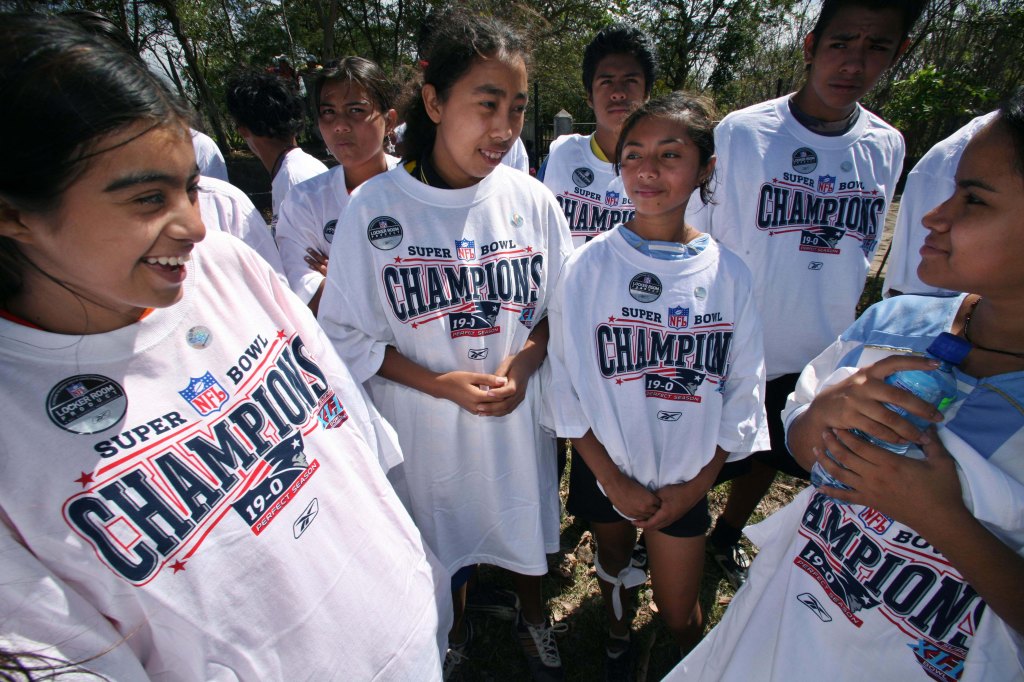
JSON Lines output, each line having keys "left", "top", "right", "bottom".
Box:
{"left": 928, "top": 332, "right": 972, "bottom": 365}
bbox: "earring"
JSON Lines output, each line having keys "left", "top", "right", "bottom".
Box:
{"left": 385, "top": 136, "right": 396, "bottom": 155}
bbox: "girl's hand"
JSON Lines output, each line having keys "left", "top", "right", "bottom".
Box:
{"left": 476, "top": 354, "right": 529, "bottom": 416}
{"left": 815, "top": 427, "right": 967, "bottom": 532}
{"left": 603, "top": 471, "right": 662, "bottom": 522}
{"left": 635, "top": 448, "right": 726, "bottom": 531}
{"left": 791, "top": 355, "right": 945, "bottom": 470}
{"left": 477, "top": 320, "right": 549, "bottom": 417}
{"left": 305, "top": 248, "right": 329, "bottom": 276}
{"left": 434, "top": 371, "right": 508, "bottom": 415}
{"left": 636, "top": 481, "right": 704, "bottom": 531}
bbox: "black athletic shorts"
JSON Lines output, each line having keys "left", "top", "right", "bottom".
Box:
{"left": 567, "top": 447, "right": 710, "bottom": 538}
{"left": 714, "top": 372, "right": 810, "bottom": 485}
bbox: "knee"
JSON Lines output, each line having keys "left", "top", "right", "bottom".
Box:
{"left": 654, "top": 598, "right": 701, "bottom": 634}
{"left": 595, "top": 546, "right": 631, "bottom": 575}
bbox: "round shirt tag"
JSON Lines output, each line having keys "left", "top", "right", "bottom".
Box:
{"left": 187, "top": 325, "right": 213, "bottom": 349}
{"left": 629, "top": 272, "right": 663, "bottom": 303}
{"left": 572, "top": 167, "right": 595, "bottom": 188}
{"left": 792, "top": 147, "right": 818, "bottom": 174}
{"left": 367, "top": 216, "right": 403, "bottom": 250}
{"left": 47, "top": 374, "right": 127, "bottom": 434}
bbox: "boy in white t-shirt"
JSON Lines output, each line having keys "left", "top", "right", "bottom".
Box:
{"left": 690, "top": 0, "right": 925, "bottom": 590}
{"left": 540, "top": 23, "right": 657, "bottom": 248}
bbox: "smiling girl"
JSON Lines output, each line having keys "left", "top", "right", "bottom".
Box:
{"left": 316, "top": 12, "right": 573, "bottom": 680}
{"left": 545, "top": 93, "right": 767, "bottom": 675}
{"left": 0, "top": 14, "right": 448, "bottom": 679}
{"left": 275, "top": 57, "right": 399, "bottom": 314}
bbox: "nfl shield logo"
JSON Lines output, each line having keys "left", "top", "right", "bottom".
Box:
{"left": 67, "top": 382, "right": 88, "bottom": 398}
{"left": 817, "top": 174, "right": 836, "bottom": 194}
{"left": 456, "top": 238, "right": 475, "bottom": 261}
{"left": 606, "top": 191, "right": 619, "bottom": 207}
{"left": 668, "top": 306, "right": 689, "bottom": 329}
{"left": 178, "top": 371, "right": 230, "bottom": 416}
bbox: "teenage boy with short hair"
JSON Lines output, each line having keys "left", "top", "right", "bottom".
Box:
{"left": 690, "top": 0, "right": 926, "bottom": 589}
{"left": 541, "top": 23, "right": 657, "bottom": 247}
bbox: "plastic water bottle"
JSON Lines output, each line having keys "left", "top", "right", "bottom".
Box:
{"left": 810, "top": 332, "right": 971, "bottom": 499}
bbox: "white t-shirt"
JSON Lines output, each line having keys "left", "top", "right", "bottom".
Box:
{"left": 686, "top": 95, "right": 904, "bottom": 378}
{"left": 197, "top": 175, "right": 285, "bottom": 282}
{"left": 544, "top": 228, "right": 768, "bottom": 489}
{"left": 317, "top": 164, "right": 574, "bottom": 576}
{"left": 542, "top": 133, "right": 636, "bottom": 248}
{"left": 271, "top": 148, "right": 328, "bottom": 225}
{"left": 191, "top": 129, "right": 228, "bottom": 182}
{"left": 276, "top": 156, "right": 400, "bottom": 303}
{"left": 883, "top": 112, "right": 997, "bottom": 297}
{"left": 669, "top": 294, "right": 1024, "bottom": 681}
{"left": 0, "top": 231, "right": 449, "bottom": 681}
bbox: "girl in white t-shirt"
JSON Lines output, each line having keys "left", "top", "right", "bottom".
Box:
{"left": 545, "top": 92, "right": 767, "bottom": 675}
{"left": 275, "top": 57, "right": 399, "bottom": 313}
{"left": 0, "top": 14, "right": 448, "bottom": 679}
{"left": 316, "top": 11, "right": 573, "bottom": 680}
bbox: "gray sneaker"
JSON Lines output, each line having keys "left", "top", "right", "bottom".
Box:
{"left": 712, "top": 543, "right": 751, "bottom": 590}
{"left": 515, "top": 611, "right": 567, "bottom": 681}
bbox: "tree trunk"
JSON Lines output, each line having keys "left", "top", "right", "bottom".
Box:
{"left": 319, "top": 0, "right": 341, "bottom": 61}
{"left": 153, "top": 0, "right": 230, "bottom": 152}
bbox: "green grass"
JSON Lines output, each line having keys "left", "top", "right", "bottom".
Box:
{"left": 451, "top": 457, "right": 804, "bottom": 681}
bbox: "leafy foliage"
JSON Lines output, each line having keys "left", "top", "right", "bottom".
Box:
{"left": 0, "top": 0, "right": 1015, "bottom": 166}
{"left": 869, "top": 0, "right": 1024, "bottom": 162}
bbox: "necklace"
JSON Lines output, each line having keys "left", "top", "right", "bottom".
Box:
{"left": 270, "top": 145, "right": 297, "bottom": 179}
{"left": 788, "top": 96, "right": 859, "bottom": 136}
{"left": 962, "top": 297, "right": 1024, "bottom": 360}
